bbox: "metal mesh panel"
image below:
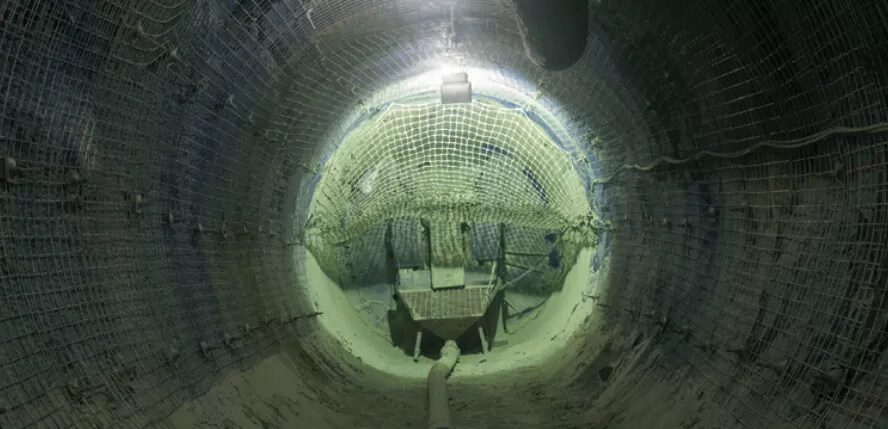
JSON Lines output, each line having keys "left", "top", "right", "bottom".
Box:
{"left": 400, "top": 286, "right": 495, "bottom": 321}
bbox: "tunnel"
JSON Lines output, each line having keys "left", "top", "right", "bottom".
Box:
{"left": 1, "top": 1, "right": 888, "bottom": 428}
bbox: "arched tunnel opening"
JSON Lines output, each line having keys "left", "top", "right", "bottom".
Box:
{"left": 1, "top": 1, "right": 887, "bottom": 428}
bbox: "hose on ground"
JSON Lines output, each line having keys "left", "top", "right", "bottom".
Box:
{"left": 428, "top": 340, "right": 460, "bottom": 429}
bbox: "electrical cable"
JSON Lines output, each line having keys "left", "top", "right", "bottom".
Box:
{"left": 592, "top": 122, "right": 888, "bottom": 186}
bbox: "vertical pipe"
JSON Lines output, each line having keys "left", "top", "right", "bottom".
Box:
{"left": 478, "top": 325, "right": 489, "bottom": 354}
{"left": 413, "top": 329, "right": 423, "bottom": 362}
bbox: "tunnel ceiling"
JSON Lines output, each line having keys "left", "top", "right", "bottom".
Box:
{"left": 1, "top": 0, "right": 888, "bottom": 428}
{"left": 305, "top": 101, "right": 588, "bottom": 248}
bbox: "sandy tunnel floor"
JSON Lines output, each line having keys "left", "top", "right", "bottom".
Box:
{"left": 165, "top": 319, "right": 729, "bottom": 429}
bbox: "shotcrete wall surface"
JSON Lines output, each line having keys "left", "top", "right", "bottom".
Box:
{"left": 1, "top": 1, "right": 887, "bottom": 428}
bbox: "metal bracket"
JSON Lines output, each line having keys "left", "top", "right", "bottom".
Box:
{"left": 1, "top": 157, "right": 19, "bottom": 183}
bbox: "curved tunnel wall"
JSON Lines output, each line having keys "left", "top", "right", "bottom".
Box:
{"left": 1, "top": 1, "right": 887, "bottom": 428}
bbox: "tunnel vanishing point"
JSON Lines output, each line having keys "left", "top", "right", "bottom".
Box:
{"left": 2, "top": 1, "right": 888, "bottom": 428}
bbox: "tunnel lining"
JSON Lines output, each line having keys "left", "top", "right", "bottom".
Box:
{"left": 306, "top": 101, "right": 590, "bottom": 242}
{"left": 1, "top": 1, "right": 888, "bottom": 428}
{"left": 304, "top": 99, "right": 593, "bottom": 282}
{"left": 297, "top": 77, "right": 601, "bottom": 368}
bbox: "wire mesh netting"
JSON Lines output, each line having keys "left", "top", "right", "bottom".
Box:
{"left": 304, "top": 101, "right": 590, "bottom": 277}
{"left": 0, "top": 1, "right": 309, "bottom": 427}
{"left": 0, "top": 0, "right": 887, "bottom": 428}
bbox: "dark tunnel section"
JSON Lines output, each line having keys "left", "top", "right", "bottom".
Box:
{"left": 1, "top": 1, "right": 888, "bottom": 428}
{"left": 512, "top": 0, "right": 589, "bottom": 71}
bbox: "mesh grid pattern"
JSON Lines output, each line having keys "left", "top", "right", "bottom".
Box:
{"left": 1, "top": 0, "right": 887, "bottom": 428}
{"left": 399, "top": 286, "right": 495, "bottom": 321}
{"left": 0, "top": 0, "right": 309, "bottom": 427}
{"left": 305, "top": 102, "right": 589, "bottom": 268}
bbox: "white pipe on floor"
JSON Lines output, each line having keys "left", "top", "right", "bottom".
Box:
{"left": 427, "top": 340, "right": 460, "bottom": 429}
